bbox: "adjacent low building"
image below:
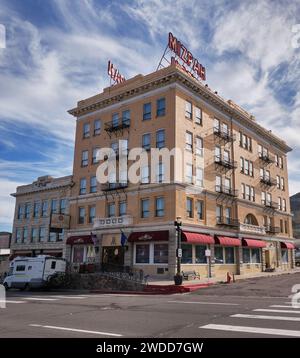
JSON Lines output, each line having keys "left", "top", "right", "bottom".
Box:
{"left": 10, "top": 175, "right": 73, "bottom": 258}
{"left": 0, "top": 232, "right": 11, "bottom": 275}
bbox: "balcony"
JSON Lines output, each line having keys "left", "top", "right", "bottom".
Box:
{"left": 260, "top": 176, "right": 277, "bottom": 186}
{"left": 104, "top": 148, "right": 129, "bottom": 161}
{"left": 265, "top": 226, "right": 280, "bottom": 234}
{"left": 215, "top": 155, "right": 237, "bottom": 170}
{"left": 104, "top": 118, "right": 130, "bottom": 134}
{"left": 215, "top": 185, "right": 238, "bottom": 197}
{"left": 93, "top": 215, "right": 133, "bottom": 229}
{"left": 213, "top": 127, "right": 235, "bottom": 142}
{"left": 263, "top": 201, "right": 278, "bottom": 210}
{"left": 101, "top": 182, "right": 128, "bottom": 191}
{"left": 259, "top": 152, "right": 274, "bottom": 164}
{"left": 240, "top": 223, "right": 266, "bottom": 235}
{"left": 216, "top": 216, "right": 240, "bottom": 227}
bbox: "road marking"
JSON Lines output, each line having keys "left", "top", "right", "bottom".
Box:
{"left": 200, "top": 324, "right": 300, "bottom": 337}
{"left": 231, "top": 313, "right": 300, "bottom": 322}
{"left": 23, "top": 298, "right": 58, "bottom": 301}
{"left": 47, "top": 296, "right": 86, "bottom": 299}
{"left": 270, "top": 305, "right": 295, "bottom": 308}
{"left": 168, "top": 300, "right": 239, "bottom": 306}
{"left": 254, "top": 308, "right": 300, "bottom": 314}
{"left": 29, "top": 324, "right": 123, "bottom": 337}
{"left": 0, "top": 300, "right": 26, "bottom": 304}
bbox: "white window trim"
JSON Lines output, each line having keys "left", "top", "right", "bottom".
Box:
{"left": 133, "top": 241, "right": 169, "bottom": 265}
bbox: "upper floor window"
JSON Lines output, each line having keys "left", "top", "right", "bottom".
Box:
{"left": 185, "top": 131, "right": 193, "bottom": 151}
{"left": 239, "top": 132, "right": 252, "bottom": 151}
{"left": 141, "top": 166, "right": 150, "bottom": 184}
{"left": 197, "top": 200, "right": 204, "bottom": 220}
{"left": 51, "top": 199, "right": 58, "bottom": 214}
{"left": 92, "top": 148, "right": 100, "bottom": 164}
{"left": 15, "top": 228, "right": 22, "bottom": 243}
{"left": 94, "top": 119, "right": 101, "bottom": 135}
{"left": 90, "top": 176, "right": 97, "bottom": 193}
{"left": 78, "top": 207, "right": 85, "bottom": 224}
{"left": 155, "top": 197, "right": 165, "bottom": 217}
{"left": 33, "top": 202, "right": 40, "bottom": 218}
{"left": 80, "top": 178, "right": 87, "bottom": 195}
{"left": 17, "top": 205, "right": 23, "bottom": 220}
{"left": 119, "top": 201, "right": 127, "bottom": 216}
{"left": 81, "top": 150, "right": 89, "bottom": 167}
{"left": 278, "top": 197, "right": 282, "bottom": 211}
{"left": 281, "top": 177, "right": 285, "bottom": 191}
{"left": 39, "top": 227, "right": 46, "bottom": 242}
{"left": 23, "top": 227, "right": 28, "bottom": 243}
{"left": 42, "top": 201, "right": 48, "bottom": 217}
{"left": 283, "top": 198, "right": 286, "bottom": 212}
{"left": 276, "top": 175, "right": 280, "bottom": 189}
{"left": 141, "top": 199, "right": 150, "bottom": 218}
{"left": 122, "top": 110, "right": 130, "bottom": 125}
{"left": 186, "top": 197, "right": 193, "bottom": 218}
{"left": 24, "top": 203, "right": 31, "bottom": 219}
{"left": 196, "top": 167, "right": 203, "bottom": 187}
{"left": 31, "top": 227, "right": 38, "bottom": 242}
{"left": 185, "top": 101, "right": 192, "bottom": 119}
{"left": 195, "top": 107, "right": 202, "bottom": 125}
{"left": 275, "top": 154, "right": 279, "bottom": 167}
{"left": 214, "top": 118, "right": 220, "bottom": 130}
{"left": 108, "top": 202, "right": 115, "bottom": 217}
{"left": 156, "top": 98, "right": 166, "bottom": 117}
{"left": 142, "top": 133, "right": 151, "bottom": 151}
{"left": 195, "top": 136, "right": 203, "bottom": 156}
{"left": 83, "top": 123, "right": 90, "bottom": 138}
{"left": 112, "top": 113, "right": 119, "bottom": 127}
{"left": 143, "top": 103, "right": 152, "bottom": 120}
{"left": 156, "top": 162, "right": 165, "bottom": 183}
{"left": 89, "top": 206, "right": 96, "bottom": 224}
{"left": 60, "top": 199, "right": 67, "bottom": 214}
{"left": 156, "top": 129, "right": 165, "bottom": 149}
{"left": 185, "top": 163, "right": 193, "bottom": 184}
{"left": 279, "top": 156, "right": 283, "bottom": 169}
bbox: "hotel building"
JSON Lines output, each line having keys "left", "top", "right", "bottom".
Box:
{"left": 57, "top": 64, "right": 295, "bottom": 278}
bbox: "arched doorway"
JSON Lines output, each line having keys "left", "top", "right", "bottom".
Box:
{"left": 244, "top": 214, "right": 258, "bottom": 226}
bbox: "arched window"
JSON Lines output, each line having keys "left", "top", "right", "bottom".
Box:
{"left": 244, "top": 214, "right": 258, "bottom": 226}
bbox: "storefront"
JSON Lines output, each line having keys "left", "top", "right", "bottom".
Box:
{"left": 280, "top": 241, "right": 295, "bottom": 270}
{"left": 240, "top": 238, "right": 265, "bottom": 274}
{"left": 66, "top": 235, "right": 96, "bottom": 272}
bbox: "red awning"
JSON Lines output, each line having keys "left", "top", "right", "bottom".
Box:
{"left": 242, "top": 238, "right": 266, "bottom": 248}
{"left": 281, "top": 242, "right": 295, "bottom": 249}
{"left": 182, "top": 232, "right": 214, "bottom": 244}
{"left": 128, "top": 231, "right": 169, "bottom": 242}
{"left": 66, "top": 235, "right": 94, "bottom": 245}
{"left": 215, "top": 236, "right": 241, "bottom": 247}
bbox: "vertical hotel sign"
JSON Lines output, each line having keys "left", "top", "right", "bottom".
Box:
{"left": 168, "top": 32, "right": 206, "bottom": 81}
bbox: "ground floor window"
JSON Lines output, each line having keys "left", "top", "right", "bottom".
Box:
{"left": 182, "top": 244, "right": 193, "bottom": 264}
{"left": 281, "top": 249, "right": 288, "bottom": 263}
{"left": 214, "top": 246, "right": 236, "bottom": 264}
{"left": 181, "top": 244, "right": 207, "bottom": 264}
{"left": 243, "top": 248, "right": 261, "bottom": 263}
{"left": 195, "top": 245, "right": 206, "bottom": 263}
{"left": 72, "top": 246, "right": 85, "bottom": 263}
{"left": 134, "top": 242, "right": 168, "bottom": 264}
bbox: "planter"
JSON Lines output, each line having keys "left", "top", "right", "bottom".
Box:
{"left": 174, "top": 274, "right": 183, "bottom": 286}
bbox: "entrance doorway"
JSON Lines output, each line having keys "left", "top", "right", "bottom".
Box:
{"left": 102, "top": 246, "right": 125, "bottom": 271}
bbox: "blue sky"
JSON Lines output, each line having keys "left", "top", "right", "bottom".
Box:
{"left": 0, "top": 0, "right": 300, "bottom": 232}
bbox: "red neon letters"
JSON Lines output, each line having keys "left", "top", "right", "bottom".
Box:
{"left": 168, "top": 32, "right": 206, "bottom": 81}
{"left": 107, "top": 60, "right": 126, "bottom": 84}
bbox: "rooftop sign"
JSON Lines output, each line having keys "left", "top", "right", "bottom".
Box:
{"left": 107, "top": 60, "right": 126, "bottom": 85}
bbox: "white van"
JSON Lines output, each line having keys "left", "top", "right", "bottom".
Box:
{"left": 3, "top": 255, "right": 66, "bottom": 290}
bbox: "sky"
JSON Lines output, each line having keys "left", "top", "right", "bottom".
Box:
{"left": 0, "top": 0, "right": 300, "bottom": 232}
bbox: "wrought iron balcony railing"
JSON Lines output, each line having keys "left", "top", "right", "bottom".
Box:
{"left": 215, "top": 185, "right": 238, "bottom": 197}
{"left": 101, "top": 182, "right": 128, "bottom": 191}
{"left": 262, "top": 200, "right": 278, "bottom": 209}
{"left": 259, "top": 152, "right": 274, "bottom": 164}
{"left": 260, "top": 176, "right": 277, "bottom": 186}
{"left": 215, "top": 155, "right": 237, "bottom": 170}
{"left": 213, "top": 126, "right": 236, "bottom": 142}
{"left": 216, "top": 216, "right": 240, "bottom": 227}
{"left": 104, "top": 118, "right": 130, "bottom": 133}
{"left": 265, "top": 226, "right": 280, "bottom": 234}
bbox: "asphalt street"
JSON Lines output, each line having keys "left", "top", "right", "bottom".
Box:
{"left": 1, "top": 272, "right": 300, "bottom": 338}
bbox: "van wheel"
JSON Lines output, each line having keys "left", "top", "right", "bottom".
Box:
{"left": 3, "top": 283, "right": 9, "bottom": 290}
{"left": 21, "top": 283, "right": 29, "bottom": 291}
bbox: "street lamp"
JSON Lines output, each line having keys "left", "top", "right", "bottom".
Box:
{"left": 174, "top": 216, "right": 183, "bottom": 285}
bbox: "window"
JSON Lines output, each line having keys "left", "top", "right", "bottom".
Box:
{"left": 141, "top": 199, "right": 150, "bottom": 218}
{"left": 141, "top": 166, "right": 150, "bottom": 184}
{"left": 225, "top": 207, "right": 231, "bottom": 224}
{"left": 242, "top": 134, "right": 247, "bottom": 149}
{"left": 143, "top": 102, "right": 151, "bottom": 120}
{"left": 23, "top": 227, "right": 28, "bottom": 243}
{"left": 261, "top": 191, "right": 266, "bottom": 205}
{"left": 81, "top": 150, "right": 88, "bottom": 167}
{"left": 280, "top": 219, "right": 284, "bottom": 233}
{"left": 31, "top": 228, "right": 38, "bottom": 242}
{"left": 51, "top": 199, "right": 58, "bottom": 214}
{"left": 15, "top": 228, "right": 22, "bottom": 243}
{"left": 94, "top": 119, "right": 101, "bottom": 135}
{"left": 78, "top": 207, "right": 85, "bottom": 224}
{"left": 185, "top": 131, "right": 193, "bottom": 151}
{"left": 39, "top": 227, "right": 46, "bottom": 242}
{"left": 122, "top": 109, "right": 130, "bottom": 125}
{"left": 142, "top": 133, "right": 151, "bottom": 150}
{"left": 214, "top": 247, "right": 235, "bottom": 264}
{"left": 156, "top": 98, "right": 165, "bottom": 117}
{"left": 224, "top": 178, "right": 231, "bottom": 191}
{"left": 278, "top": 197, "right": 282, "bottom": 211}
{"left": 250, "top": 187, "right": 255, "bottom": 202}
{"left": 92, "top": 148, "right": 99, "bottom": 164}
{"left": 154, "top": 244, "right": 168, "bottom": 263}
{"left": 244, "top": 159, "right": 249, "bottom": 175}
{"left": 186, "top": 197, "right": 193, "bottom": 218}
{"left": 58, "top": 229, "right": 64, "bottom": 242}
{"left": 195, "top": 107, "right": 202, "bottom": 125}
{"left": 17, "top": 205, "right": 23, "bottom": 220}
{"left": 42, "top": 201, "right": 48, "bottom": 217}
{"left": 119, "top": 201, "right": 127, "bottom": 216}
{"left": 214, "top": 118, "right": 220, "bottom": 131}
{"left": 24, "top": 203, "right": 31, "bottom": 219}
{"left": 112, "top": 113, "right": 119, "bottom": 127}
{"left": 281, "top": 249, "right": 288, "bottom": 263}
{"left": 275, "top": 154, "right": 279, "bottom": 167}
{"left": 266, "top": 193, "right": 272, "bottom": 206}
{"left": 108, "top": 202, "right": 115, "bottom": 217}
{"left": 284, "top": 220, "right": 288, "bottom": 234}
{"left": 216, "top": 205, "right": 222, "bottom": 223}
{"left": 224, "top": 150, "right": 230, "bottom": 164}
{"left": 245, "top": 184, "right": 250, "bottom": 200}
{"left": 251, "top": 248, "right": 260, "bottom": 263}
{"left": 195, "top": 136, "right": 203, "bottom": 156}
{"left": 222, "top": 122, "right": 229, "bottom": 136}
{"left": 225, "top": 247, "right": 235, "bottom": 264}
{"left": 216, "top": 175, "right": 222, "bottom": 192}
{"left": 279, "top": 156, "right": 283, "bottom": 169}
{"left": 243, "top": 248, "right": 251, "bottom": 263}
{"left": 240, "top": 157, "right": 244, "bottom": 173}
{"left": 195, "top": 245, "right": 206, "bottom": 263}
{"left": 185, "top": 163, "right": 193, "bottom": 184}
{"left": 282, "top": 198, "right": 286, "bottom": 212}
{"left": 196, "top": 167, "right": 203, "bottom": 187}
{"left": 49, "top": 232, "right": 57, "bottom": 242}
{"left": 281, "top": 177, "right": 285, "bottom": 191}
{"left": 214, "top": 246, "right": 224, "bottom": 264}
{"left": 197, "top": 200, "right": 204, "bottom": 220}
{"left": 156, "top": 162, "right": 165, "bottom": 183}
{"left": 215, "top": 146, "right": 221, "bottom": 161}
{"left": 249, "top": 161, "right": 253, "bottom": 176}
{"left": 89, "top": 206, "right": 96, "bottom": 224}
{"left": 155, "top": 197, "right": 165, "bottom": 217}
{"left": 80, "top": 178, "right": 87, "bottom": 195}
{"left": 156, "top": 129, "right": 165, "bottom": 149}
{"left": 277, "top": 175, "right": 280, "bottom": 189}
{"left": 16, "top": 265, "right": 26, "bottom": 272}
{"left": 182, "top": 244, "right": 192, "bottom": 264}
{"left": 51, "top": 261, "right": 56, "bottom": 270}
{"left": 83, "top": 123, "right": 90, "bottom": 138}
{"left": 58, "top": 199, "right": 66, "bottom": 214}
{"left": 185, "top": 101, "right": 192, "bottom": 119}
{"left": 90, "top": 176, "right": 97, "bottom": 193}
{"left": 136, "top": 244, "right": 150, "bottom": 263}
{"left": 241, "top": 183, "right": 245, "bottom": 199}
{"left": 33, "top": 202, "right": 40, "bottom": 218}
{"left": 243, "top": 248, "right": 261, "bottom": 263}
